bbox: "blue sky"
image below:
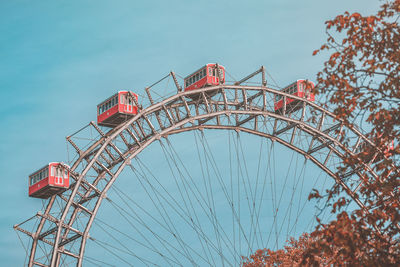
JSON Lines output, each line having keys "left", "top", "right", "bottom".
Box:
{"left": 0, "top": 0, "right": 381, "bottom": 265}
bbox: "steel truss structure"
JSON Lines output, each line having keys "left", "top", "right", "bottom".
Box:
{"left": 15, "top": 67, "right": 394, "bottom": 266}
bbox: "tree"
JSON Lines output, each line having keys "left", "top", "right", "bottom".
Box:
{"left": 244, "top": 0, "right": 400, "bottom": 265}
{"left": 241, "top": 234, "right": 332, "bottom": 266}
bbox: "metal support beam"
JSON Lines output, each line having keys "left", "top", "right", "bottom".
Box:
{"left": 131, "top": 124, "right": 143, "bottom": 141}
{"left": 234, "top": 67, "right": 263, "bottom": 85}
{"left": 201, "top": 92, "right": 211, "bottom": 113}
{"left": 14, "top": 225, "right": 33, "bottom": 238}
{"left": 221, "top": 89, "right": 228, "bottom": 110}
{"left": 33, "top": 261, "right": 47, "bottom": 267}
{"left": 308, "top": 140, "right": 334, "bottom": 154}
{"left": 143, "top": 114, "right": 158, "bottom": 134}
{"left": 323, "top": 123, "right": 342, "bottom": 134}
{"left": 261, "top": 66, "right": 267, "bottom": 86}
{"left": 262, "top": 90, "right": 267, "bottom": 111}
{"left": 170, "top": 71, "right": 182, "bottom": 92}
{"left": 58, "top": 194, "right": 93, "bottom": 215}
{"left": 107, "top": 140, "right": 126, "bottom": 160}
{"left": 162, "top": 105, "right": 175, "bottom": 126}
{"left": 59, "top": 234, "right": 82, "bottom": 247}
{"left": 66, "top": 137, "right": 81, "bottom": 156}
{"left": 119, "top": 132, "right": 130, "bottom": 148}
{"left": 274, "top": 122, "right": 296, "bottom": 136}
{"left": 145, "top": 87, "right": 154, "bottom": 105}
{"left": 90, "top": 121, "right": 105, "bottom": 137}
{"left": 135, "top": 119, "right": 147, "bottom": 139}
{"left": 241, "top": 88, "right": 248, "bottom": 110}
{"left": 58, "top": 248, "right": 80, "bottom": 259}
{"left": 237, "top": 114, "right": 257, "bottom": 126}
{"left": 180, "top": 96, "right": 191, "bottom": 117}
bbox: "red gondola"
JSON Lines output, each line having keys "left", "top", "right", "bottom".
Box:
{"left": 29, "top": 163, "right": 70, "bottom": 199}
{"left": 97, "top": 91, "right": 138, "bottom": 127}
{"left": 274, "top": 80, "right": 315, "bottom": 113}
{"left": 184, "top": 63, "right": 225, "bottom": 92}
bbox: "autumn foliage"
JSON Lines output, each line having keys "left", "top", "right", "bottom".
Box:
{"left": 241, "top": 234, "right": 332, "bottom": 266}
{"left": 244, "top": 1, "right": 400, "bottom": 266}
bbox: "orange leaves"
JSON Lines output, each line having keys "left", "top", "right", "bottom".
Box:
{"left": 241, "top": 249, "right": 269, "bottom": 267}
{"left": 297, "top": 0, "right": 400, "bottom": 265}
{"left": 366, "top": 16, "right": 376, "bottom": 25}
{"left": 242, "top": 234, "right": 327, "bottom": 267}
{"left": 326, "top": 20, "right": 334, "bottom": 29}
{"left": 328, "top": 52, "right": 342, "bottom": 67}
{"left": 320, "top": 44, "right": 328, "bottom": 50}
{"left": 246, "top": 1, "right": 400, "bottom": 266}
{"left": 351, "top": 12, "right": 362, "bottom": 19}
{"left": 364, "top": 59, "right": 375, "bottom": 66}
{"left": 332, "top": 197, "right": 347, "bottom": 213}
{"left": 329, "top": 52, "right": 340, "bottom": 61}
{"left": 308, "top": 189, "right": 322, "bottom": 200}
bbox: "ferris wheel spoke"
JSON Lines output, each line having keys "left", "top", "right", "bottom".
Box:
{"left": 36, "top": 241, "right": 52, "bottom": 266}
{"left": 278, "top": 157, "right": 308, "bottom": 240}
{"left": 164, "top": 134, "right": 237, "bottom": 246}
{"left": 161, "top": 136, "right": 241, "bottom": 265}
{"left": 193, "top": 131, "right": 257, "bottom": 255}
{"left": 92, "top": 219, "right": 158, "bottom": 266}
{"left": 264, "top": 141, "right": 277, "bottom": 249}
{"left": 165, "top": 130, "right": 264, "bottom": 266}
{"left": 159, "top": 140, "right": 220, "bottom": 266}
{"left": 242, "top": 132, "right": 274, "bottom": 252}
{"left": 89, "top": 238, "right": 136, "bottom": 266}
{"left": 284, "top": 154, "right": 305, "bottom": 239}
{"left": 95, "top": 213, "right": 177, "bottom": 266}
{"left": 108, "top": 177, "right": 190, "bottom": 266}
{"left": 129, "top": 157, "right": 235, "bottom": 266}
{"left": 251, "top": 138, "right": 274, "bottom": 251}
{"left": 293, "top": 163, "right": 307, "bottom": 236}
{"left": 193, "top": 132, "right": 236, "bottom": 265}
{"left": 83, "top": 254, "right": 117, "bottom": 267}
{"left": 159, "top": 140, "right": 219, "bottom": 265}
{"left": 227, "top": 129, "right": 238, "bottom": 264}
{"left": 105, "top": 196, "right": 182, "bottom": 266}
{"left": 95, "top": 213, "right": 184, "bottom": 267}
{"left": 248, "top": 132, "right": 265, "bottom": 250}
{"left": 15, "top": 229, "right": 30, "bottom": 266}
{"left": 303, "top": 172, "right": 334, "bottom": 233}
{"left": 267, "top": 148, "right": 294, "bottom": 250}
{"left": 134, "top": 163, "right": 199, "bottom": 266}
{"left": 110, "top": 185, "right": 215, "bottom": 266}
{"left": 232, "top": 132, "right": 259, "bottom": 256}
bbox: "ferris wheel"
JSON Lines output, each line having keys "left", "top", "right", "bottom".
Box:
{"left": 15, "top": 64, "right": 386, "bottom": 266}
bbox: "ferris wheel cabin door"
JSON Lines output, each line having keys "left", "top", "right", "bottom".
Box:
{"left": 124, "top": 95, "right": 132, "bottom": 113}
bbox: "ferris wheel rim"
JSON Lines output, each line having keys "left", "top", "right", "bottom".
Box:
{"left": 23, "top": 84, "right": 384, "bottom": 267}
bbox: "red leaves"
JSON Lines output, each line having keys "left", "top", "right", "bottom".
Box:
{"left": 242, "top": 234, "right": 325, "bottom": 267}
{"left": 329, "top": 52, "right": 340, "bottom": 63}
{"left": 244, "top": 1, "right": 400, "bottom": 266}
{"left": 308, "top": 0, "right": 400, "bottom": 263}
{"left": 320, "top": 44, "right": 328, "bottom": 51}
{"left": 366, "top": 16, "right": 376, "bottom": 25}
{"left": 308, "top": 189, "right": 322, "bottom": 200}
{"left": 332, "top": 197, "right": 346, "bottom": 213}
{"left": 241, "top": 249, "right": 268, "bottom": 267}
{"left": 351, "top": 12, "right": 362, "bottom": 19}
